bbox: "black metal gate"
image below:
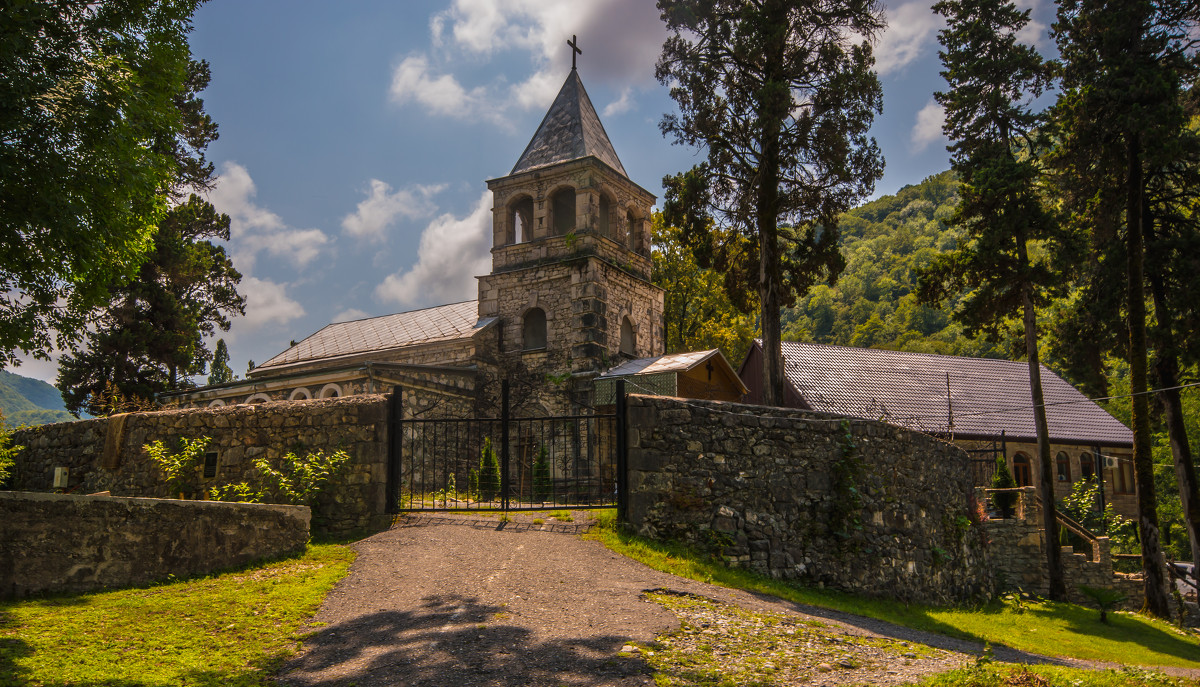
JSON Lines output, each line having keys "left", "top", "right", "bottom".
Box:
{"left": 387, "top": 380, "right": 627, "bottom": 513}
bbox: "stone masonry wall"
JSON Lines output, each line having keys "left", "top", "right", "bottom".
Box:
{"left": 11, "top": 395, "right": 390, "bottom": 535}
{"left": 626, "top": 395, "right": 993, "bottom": 605}
{"left": 983, "top": 487, "right": 1149, "bottom": 610}
{"left": 0, "top": 491, "right": 309, "bottom": 598}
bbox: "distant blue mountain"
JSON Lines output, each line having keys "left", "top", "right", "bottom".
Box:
{"left": 0, "top": 369, "right": 79, "bottom": 425}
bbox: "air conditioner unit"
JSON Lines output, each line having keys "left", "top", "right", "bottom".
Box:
{"left": 1104, "top": 456, "right": 1119, "bottom": 469}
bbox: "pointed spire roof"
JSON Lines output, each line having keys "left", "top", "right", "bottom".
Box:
{"left": 510, "top": 70, "right": 627, "bottom": 176}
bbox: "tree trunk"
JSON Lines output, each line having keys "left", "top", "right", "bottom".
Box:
{"left": 1016, "top": 235, "right": 1065, "bottom": 600}
{"left": 1126, "top": 134, "right": 1171, "bottom": 617}
{"left": 757, "top": 0, "right": 787, "bottom": 408}
{"left": 1146, "top": 239, "right": 1200, "bottom": 591}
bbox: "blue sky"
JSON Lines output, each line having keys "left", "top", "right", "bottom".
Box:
{"left": 13, "top": 0, "right": 1054, "bottom": 386}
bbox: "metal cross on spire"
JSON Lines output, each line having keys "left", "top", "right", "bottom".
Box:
{"left": 567, "top": 34, "right": 582, "bottom": 70}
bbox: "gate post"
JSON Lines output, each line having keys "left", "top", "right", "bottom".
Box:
{"left": 616, "top": 379, "right": 628, "bottom": 523}
{"left": 501, "top": 380, "right": 510, "bottom": 511}
{"left": 387, "top": 386, "right": 403, "bottom": 513}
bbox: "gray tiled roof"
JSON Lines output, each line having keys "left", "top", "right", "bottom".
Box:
{"left": 600, "top": 349, "right": 723, "bottom": 377}
{"left": 776, "top": 341, "right": 1133, "bottom": 446}
{"left": 255, "top": 301, "right": 484, "bottom": 372}
{"left": 510, "top": 69, "right": 627, "bottom": 176}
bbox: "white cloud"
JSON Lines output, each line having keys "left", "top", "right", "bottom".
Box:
{"left": 341, "top": 180, "right": 444, "bottom": 242}
{"left": 875, "top": 1, "right": 943, "bottom": 76}
{"left": 332, "top": 308, "right": 371, "bottom": 324}
{"left": 394, "top": 1, "right": 664, "bottom": 122}
{"left": 207, "top": 162, "right": 331, "bottom": 271}
{"left": 603, "top": 87, "right": 635, "bottom": 117}
{"left": 239, "top": 276, "right": 305, "bottom": 330}
{"left": 375, "top": 191, "right": 493, "bottom": 307}
{"left": 911, "top": 100, "right": 946, "bottom": 152}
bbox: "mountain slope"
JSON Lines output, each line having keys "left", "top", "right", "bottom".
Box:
{"left": 0, "top": 369, "right": 76, "bottom": 425}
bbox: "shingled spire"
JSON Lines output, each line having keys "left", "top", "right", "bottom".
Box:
{"left": 509, "top": 70, "right": 627, "bottom": 176}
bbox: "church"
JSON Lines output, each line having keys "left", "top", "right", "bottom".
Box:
{"left": 168, "top": 64, "right": 666, "bottom": 416}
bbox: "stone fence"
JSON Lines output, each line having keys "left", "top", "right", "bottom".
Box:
{"left": 10, "top": 395, "right": 389, "bottom": 535}
{"left": 625, "top": 395, "right": 992, "bottom": 605}
{"left": 0, "top": 491, "right": 309, "bottom": 598}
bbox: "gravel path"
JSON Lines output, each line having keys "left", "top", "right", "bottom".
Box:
{"left": 279, "top": 512, "right": 1190, "bottom": 686}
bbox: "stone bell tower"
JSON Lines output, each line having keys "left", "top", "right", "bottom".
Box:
{"left": 476, "top": 64, "right": 664, "bottom": 408}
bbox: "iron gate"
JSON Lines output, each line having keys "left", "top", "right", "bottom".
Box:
{"left": 386, "top": 380, "right": 627, "bottom": 513}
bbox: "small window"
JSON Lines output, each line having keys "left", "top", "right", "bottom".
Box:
{"left": 1012, "top": 453, "right": 1032, "bottom": 487}
{"left": 1056, "top": 451, "right": 1071, "bottom": 482}
{"left": 523, "top": 308, "right": 547, "bottom": 350}
{"left": 551, "top": 188, "right": 575, "bottom": 235}
{"left": 1079, "top": 452, "right": 1095, "bottom": 480}
{"left": 203, "top": 451, "right": 219, "bottom": 479}
{"left": 510, "top": 196, "right": 533, "bottom": 244}
{"left": 319, "top": 383, "right": 342, "bottom": 399}
{"left": 289, "top": 387, "right": 312, "bottom": 401}
{"left": 625, "top": 209, "right": 637, "bottom": 250}
{"left": 620, "top": 316, "right": 635, "bottom": 356}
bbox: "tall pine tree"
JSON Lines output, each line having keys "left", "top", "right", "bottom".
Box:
{"left": 656, "top": 0, "right": 885, "bottom": 406}
{"left": 919, "top": 0, "right": 1066, "bottom": 599}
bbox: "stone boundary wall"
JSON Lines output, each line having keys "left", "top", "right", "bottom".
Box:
{"left": 0, "top": 491, "right": 309, "bottom": 598}
{"left": 983, "top": 487, "right": 1148, "bottom": 609}
{"left": 10, "top": 395, "right": 389, "bottom": 535}
{"left": 626, "top": 395, "right": 992, "bottom": 605}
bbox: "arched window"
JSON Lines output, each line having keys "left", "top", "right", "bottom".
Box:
{"left": 208, "top": 399, "right": 226, "bottom": 408}
{"left": 551, "top": 188, "right": 575, "bottom": 235}
{"left": 598, "top": 193, "right": 612, "bottom": 237}
{"left": 1080, "top": 452, "right": 1095, "bottom": 480}
{"left": 246, "top": 393, "right": 272, "bottom": 404}
{"left": 510, "top": 196, "right": 533, "bottom": 244}
{"left": 1056, "top": 451, "right": 1071, "bottom": 482}
{"left": 319, "top": 383, "right": 342, "bottom": 399}
{"left": 523, "top": 308, "right": 547, "bottom": 350}
{"left": 620, "top": 316, "right": 635, "bottom": 356}
{"left": 1012, "top": 453, "right": 1033, "bottom": 487}
{"left": 289, "top": 387, "right": 312, "bottom": 401}
{"left": 625, "top": 209, "right": 638, "bottom": 251}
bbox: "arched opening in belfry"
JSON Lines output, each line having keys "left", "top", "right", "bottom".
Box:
{"left": 598, "top": 193, "right": 612, "bottom": 238}
{"left": 523, "top": 308, "right": 547, "bottom": 350}
{"left": 510, "top": 196, "right": 533, "bottom": 244}
{"left": 620, "top": 316, "right": 635, "bottom": 357}
{"left": 626, "top": 209, "right": 639, "bottom": 251}
{"left": 551, "top": 188, "right": 575, "bottom": 235}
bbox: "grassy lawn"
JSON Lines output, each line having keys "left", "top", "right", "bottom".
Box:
{"left": 585, "top": 515, "right": 1200, "bottom": 670}
{"left": 919, "top": 664, "right": 1197, "bottom": 686}
{"left": 0, "top": 544, "right": 354, "bottom": 686}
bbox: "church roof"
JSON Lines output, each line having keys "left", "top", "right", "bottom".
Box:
{"left": 254, "top": 301, "right": 485, "bottom": 373}
{"left": 756, "top": 341, "right": 1133, "bottom": 447}
{"left": 509, "top": 69, "right": 627, "bottom": 176}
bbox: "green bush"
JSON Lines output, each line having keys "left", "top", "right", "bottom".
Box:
{"left": 144, "top": 436, "right": 210, "bottom": 497}
{"left": 254, "top": 449, "right": 352, "bottom": 507}
{"left": 478, "top": 438, "right": 501, "bottom": 502}
{"left": 0, "top": 411, "right": 20, "bottom": 488}
{"left": 991, "top": 455, "right": 1018, "bottom": 517}
{"left": 532, "top": 444, "right": 551, "bottom": 502}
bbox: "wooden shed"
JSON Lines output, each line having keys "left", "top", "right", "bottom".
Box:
{"left": 595, "top": 349, "right": 748, "bottom": 404}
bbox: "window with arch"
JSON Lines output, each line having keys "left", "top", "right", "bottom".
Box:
{"left": 319, "top": 383, "right": 342, "bottom": 399}
{"left": 551, "top": 187, "right": 575, "bottom": 235}
{"left": 1056, "top": 451, "right": 1071, "bottom": 482}
{"left": 208, "top": 399, "right": 226, "bottom": 408}
{"left": 1080, "top": 452, "right": 1095, "bottom": 480}
{"left": 288, "top": 387, "right": 312, "bottom": 401}
{"left": 625, "top": 209, "right": 638, "bottom": 251}
{"left": 246, "top": 393, "right": 272, "bottom": 404}
{"left": 509, "top": 196, "right": 533, "bottom": 244}
{"left": 620, "top": 316, "right": 635, "bottom": 357}
{"left": 523, "top": 307, "right": 547, "bottom": 350}
{"left": 598, "top": 193, "right": 612, "bottom": 237}
{"left": 1012, "top": 453, "right": 1033, "bottom": 487}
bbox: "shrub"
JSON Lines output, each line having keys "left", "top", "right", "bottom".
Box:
{"left": 478, "top": 438, "right": 501, "bottom": 502}
{"left": 144, "top": 436, "right": 210, "bottom": 497}
{"left": 532, "top": 444, "right": 551, "bottom": 502}
{"left": 0, "top": 411, "right": 21, "bottom": 488}
{"left": 254, "top": 449, "right": 352, "bottom": 507}
{"left": 991, "top": 455, "right": 1018, "bottom": 517}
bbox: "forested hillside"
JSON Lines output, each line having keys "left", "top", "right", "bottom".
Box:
{"left": 0, "top": 369, "right": 76, "bottom": 425}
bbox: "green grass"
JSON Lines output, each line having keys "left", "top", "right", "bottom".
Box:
{"left": 547, "top": 510, "right": 574, "bottom": 522}
{"left": 0, "top": 544, "right": 355, "bottom": 686}
{"left": 586, "top": 525, "right": 1200, "bottom": 669}
{"left": 920, "top": 664, "right": 1197, "bottom": 686}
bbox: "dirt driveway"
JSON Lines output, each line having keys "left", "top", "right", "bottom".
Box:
{"left": 279, "top": 513, "right": 1099, "bottom": 686}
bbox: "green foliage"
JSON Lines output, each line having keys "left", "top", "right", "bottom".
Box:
{"left": 652, "top": 213, "right": 757, "bottom": 364}
{"left": 991, "top": 456, "right": 1018, "bottom": 516}
{"left": 1078, "top": 585, "right": 1128, "bottom": 625}
{"left": 208, "top": 338, "right": 235, "bottom": 386}
{"left": 144, "top": 436, "right": 210, "bottom": 497}
{"left": 208, "top": 482, "right": 259, "bottom": 503}
{"left": 1059, "top": 477, "right": 1137, "bottom": 551}
{"left": 0, "top": 410, "right": 22, "bottom": 488}
{"left": 657, "top": 0, "right": 885, "bottom": 405}
{"left": 532, "top": 445, "right": 551, "bottom": 502}
{"left": 58, "top": 196, "right": 246, "bottom": 417}
{"left": 478, "top": 438, "right": 501, "bottom": 502}
{"left": 0, "top": 2, "right": 216, "bottom": 365}
{"left": 254, "top": 449, "right": 352, "bottom": 507}
{"left": 830, "top": 420, "right": 864, "bottom": 541}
